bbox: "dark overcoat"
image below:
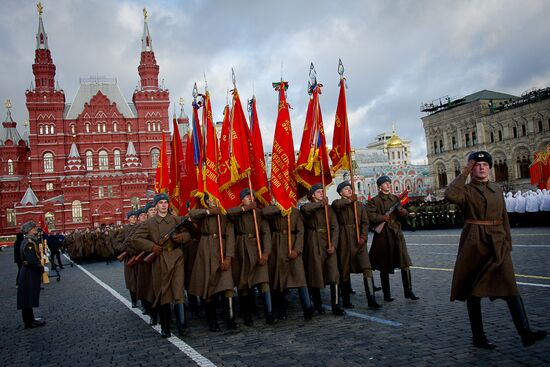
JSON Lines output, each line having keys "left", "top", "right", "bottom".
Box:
{"left": 445, "top": 174, "right": 519, "bottom": 301}
{"left": 17, "top": 236, "right": 43, "bottom": 309}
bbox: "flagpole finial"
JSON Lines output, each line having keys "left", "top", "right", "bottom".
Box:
{"left": 226, "top": 88, "right": 229, "bottom": 105}
{"left": 338, "top": 58, "right": 344, "bottom": 77}
{"left": 203, "top": 72, "right": 208, "bottom": 92}
{"left": 231, "top": 68, "right": 236, "bottom": 89}
{"left": 179, "top": 97, "right": 184, "bottom": 108}
{"left": 143, "top": 7, "right": 148, "bottom": 21}
{"left": 309, "top": 62, "right": 317, "bottom": 85}
{"left": 192, "top": 82, "right": 198, "bottom": 100}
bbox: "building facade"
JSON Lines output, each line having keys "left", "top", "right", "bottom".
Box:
{"left": 0, "top": 7, "right": 170, "bottom": 235}
{"left": 422, "top": 88, "right": 550, "bottom": 196}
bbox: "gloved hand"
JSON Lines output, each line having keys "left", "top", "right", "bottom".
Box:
{"left": 151, "top": 244, "right": 162, "bottom": 255}
{"left": 287, "top": 250, "right": 299, "bottom": 260}
{"left": 258, "top": 253, "right": 269, "bottom": 265}
{"left": 221, "top": 256, "right": 232, "bottom": 271}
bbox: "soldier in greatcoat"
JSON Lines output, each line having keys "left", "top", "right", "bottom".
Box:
{"left": 132, "top": 194, "right": 191, "bottom": 338}
{"left": 117, "top": 210, "right": 138, "bottom": 307}
{"left": 301, "top": 183, "right": 345, "bottom": 316}
{"left": 332, "top": 181, "right": 380, "bottom": 309}
{"left": 367, "top": 175, "right": 419, "bottom": 302}
{"left": 262, "top": 204, "right": 314, "bottom": 320}
{"left": 227, "top": 188, "right": 274, "bottom": 326}
{"left": 188, "top": 196, "right": 238, "bottom": 332}
{"left": 17, "top": 221, "right": 46, "bottom": 329}
{"left": 445, "top": 151, "right": 546, "bottom": 349}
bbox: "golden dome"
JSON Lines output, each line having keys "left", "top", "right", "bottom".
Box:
{"left": 386, "top": 131, "right": 404, "bottom": 148}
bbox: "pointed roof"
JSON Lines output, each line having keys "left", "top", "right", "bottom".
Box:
{"left": 20, "top": 186, "right": 39, "bottom": 206}
{"left": 1, "top": 101, "right": 23, "bottom": 146}
{"left": 126, "top": 141, "right": 137, "bottom": 156}
{"left": 463, "top": 90, "right": 518, "bottom": 103}
{"left": 65, "top": 77, "right": 135, "bottom": 119}
{"left": 36, "top": 2, "right": 48, "bottom": 50}
{"left": 68, "top": 142, "right": 80, "bottom": 158}
{"left": 141, "top": 8, "right": 153, "bottom": 52}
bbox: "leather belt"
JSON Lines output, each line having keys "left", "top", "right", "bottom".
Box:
{"left": 236, "top": 233, "right": 256, "bottom": 239}
{"left": 316, "top": 228, "right": 327, "bottom": 233}
{"left": 465, "top": 219, "right": 503, "bottom": 225}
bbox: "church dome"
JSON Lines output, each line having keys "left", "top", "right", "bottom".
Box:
{"left": 386, "top": 131, "right": 404, "bottom": 148}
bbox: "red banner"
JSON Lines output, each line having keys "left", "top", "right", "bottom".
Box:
{"left": 169, "top": 115, "right": 184, "bottom": 214}
{"left": 248, "top": 96, "right": 272, "bottom": 206}
{"left": 329, "top": 77, "right": 351, "bottom": 173}
{"left": 202, "top": 91, "right": 223, "bottom": 207}
{"left": 154, "top": 132, "right": 169, "bottom": 194}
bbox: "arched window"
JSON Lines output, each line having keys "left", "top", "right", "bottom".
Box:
{"left": 114, "top": 149, "right": 121, "bottom": 169}
{"left": 97, "top": 124, "right": 101, "bottom": 132}
{"left": 113, "top": 122, "right": 118, "bottom": 132}
{"left": 43, "top": 152, "right": 54, "bottom": 173}
{"left": 147, "top": 122, "right": 151, "bottom": 132}
{"left": 517, "top": 156, "right": 530, "bottom": 179}
{"left": 45, "top": 125, "right": 50, "bottom": 135}
{"left": 45, "top": 212, "right": 55, "bottom": 230}
{"left": 39, "top": 125, "right": 44, "bottom": 135}
{"left": 99, "top": 150, "right": 109, "bottom": 170}
{"left": 127, "top": 123, "right": 132, "bottom": 132}
{"left": 50, "top": 125, "right": 55, "bottom": 134}
{"left": 131, "top": 197, "right": 140, "bottom": 210}
{"left": 86, "top": 123, "right": 90, "bottom": 133}
{"left": 437, "top": 163, "right": 447, "bottom": 188}
{"left": 7, "top": 159, "right": 14, "bottom": 175}
{"left": 102, "top": 123, "right": 107, "bottom": 133}
{"left": 72, "top": 200, "right": 83, "bottom": 223}
{"left": 86, "top": 150, "right": 93, "bottom": 171}
{"left": 71, "top": 124, "right": 76, "bottom": 134}
{"left": 151, "top": 148, "right": 160, "bottom": 168}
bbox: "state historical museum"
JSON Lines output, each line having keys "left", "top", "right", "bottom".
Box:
{"left": 0, "top": 7, "right": 175, "bottom": 235}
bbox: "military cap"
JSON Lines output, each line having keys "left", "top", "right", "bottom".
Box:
{"left": 21, "top": 220, "right": 37, "bottom": 234}
{"left": 376, "top": 175, "right": 391, "bottom": 187}
{"left": 145, "top": 201, "right": 155, "bottom": 211}
{"left": 135, "top": 207, "right": 146, "bottom": 216}
{"left": 468, "top": 151, "right": 493, "bottom": 168}
{"left": 240, "top": 188, "right": 252, "bottom": 200}
{"left": 309, "top": 183, "right": 323, "bottom": 195}
{"left": 127, "top": 210, "right": 136, "bottom": 219}
{"left": 337, "top": 181, "right": 352, "bottom": 194}
{"left": 153, "top": 193, "right": 170, "bottom": 205}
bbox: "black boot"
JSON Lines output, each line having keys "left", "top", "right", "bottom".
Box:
{"left": 189, "top": 295, "right": 201, "bottom": 320}
{"left": 206, "top": 301, "right": 220, "bottom": 332}
{"left": 274, "top": 290, "right": 288, "bottom": 320}
{"left": 240, "top": 294, "right": 253, "bottom": 327}
{"left": 330, "top": 284, "right": 346, "bottom": 316}
{"left": 310, "top": 287, "right": 325, "bottom": 315}
{"left": 149, "top": 305, "right": 159, "bottom": 326}
{"left": 380, "top": 272, "right": 394, "bottom": 302}
{"left": 159, "top": 304, "right": 172, "bottom": 338}
{"left": 225, "top": 296, "right": 239, "bottom": 330}
{"left": 401, "top": 269, "right": 419, "bottom": 300}
{"left": 298, "top": 287, "right": 314, "bottom": 320}
{"left": 507, "top": 297, "right": 547, "bottom": 347}
{"left": 348, "top": 281, "right": 356, "bottom": 295}
{"left": 174, "top": 303, "right": 188, "bottom": 336}
{"left": 23, "top": 309, "right": 35, "bottom": 329}
{"left": 141, "top": 300, "right": 150, "bottom": 315}
{"left": 130, "top": 291, "right": 138, "bottom": 308}
{"left": 467, "top": 297, "right": 495, "bottom": 349}
{"left": 342, "top": 281, "right": 354, "bottom": 309}
{"left": 262, "top": 290, "right": 275, "bottom": 325}
{"left": 364, "top": 277, "right": 381, "bottom": 309}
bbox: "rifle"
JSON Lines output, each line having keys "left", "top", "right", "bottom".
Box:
{"left": 373, "top": 200, "right": 401, "bottom": 234}
{"left": 143, "top": 216, "right": 192, "bottom": 264}
{"left": 116, "top": 251, "right": 127, "bottom": 262}
{"left": 127, "top": 251, "right": 145, "bottom": 267}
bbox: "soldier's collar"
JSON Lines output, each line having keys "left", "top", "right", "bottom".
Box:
{"left": 155, "top": 213, "right": 171, "bottom": 223}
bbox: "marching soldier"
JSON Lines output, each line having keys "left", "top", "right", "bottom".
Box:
{"left": 188, "top": 196, "right": 238, "bottom": 332}
{"left": 445, "top": 151, "right": 546, "bottom": 349}
{"left": 227, "top": 188, "right": 274, "bottom": 326}
{"left": 132, "top": 194, "right": 191, "bottom": 338}
{"left": 332, "top": 181, "right": 380, "bottom": 309}
{"left": 262, "top": 204, "right": 315, "bottom": 320}
{"left": 301, "top": 183, "right": 345, "bottom": 316}
{"left": 367, "top": 176, "right": 419, "bottom": 302}
{"left": 17, "top": 221, "right": 46, "bottom": 329}
{"left": 117, "top": 210, "right": 138, "bottom": 307}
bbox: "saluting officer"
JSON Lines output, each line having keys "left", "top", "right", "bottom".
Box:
{"left": 445, "top": 151, "right": 546, "bottom": 349}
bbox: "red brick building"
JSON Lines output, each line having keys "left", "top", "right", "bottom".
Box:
{"left": 0, "top": 8, "right": 177, "bottom": 235}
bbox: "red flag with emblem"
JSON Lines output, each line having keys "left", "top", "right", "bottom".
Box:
{"left": 329, "top": 75, "right": 351, "bottom": 173}
{"left": 190, "top": 99, "right": 204, "bottom": 201}
{"left": 201, "top": 91, "right": 223, "bottom": 207}
{"left": 155, "top": 133, "right": 169, "bottom": 194}
{"left": 271, "top": 81, "right": 297, "bottom": 214}
{"left": 248, "top": 96, "right": 272, "bottom": 206}
{"left": 294, "top": 82, "right": 332, "bottom": 198}
{"left": 169, "top": 115, "right": 184, "bottom": 214}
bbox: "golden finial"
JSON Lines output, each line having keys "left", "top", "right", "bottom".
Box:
{"left": 143, "top": 7, "right": 148, "bottom": 21}
{"left": 5, "top": 99, "right": 12, "bottom": 110}
{"left": 37, "top": 2, "right": 43, "bottom": 16}
{"left": 179, "top": 98, "right": 184, "bottom": 107}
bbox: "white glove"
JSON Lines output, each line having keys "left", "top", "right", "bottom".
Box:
{"left": 44, "top": 266, "right": 49, "bottom": 273}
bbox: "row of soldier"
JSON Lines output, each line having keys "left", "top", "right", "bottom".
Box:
{"left": 64, "top": 225, "right": 123, "bottom": 263}
{"left": 110, "top": 176, "right": 418, "bottom": 338}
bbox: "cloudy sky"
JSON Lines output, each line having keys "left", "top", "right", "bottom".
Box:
{"left": 2, "top": 0, "right": 550, "bottom": 163}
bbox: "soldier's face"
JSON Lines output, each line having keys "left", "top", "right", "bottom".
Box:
{"left": 147, "top": 207, "right": 157, "bottom": 218}
{"left": 472, "top": 161, "right": 490, "bottom": 181}
{"left": 340, "top": 186, "right": 352, "bottom": 199}
{"left": 313, "top": 189, "right": 324, "bottom": 202}
{"left": 129, "top": 216, "right": 137, "bottom": 224}
{"left": 379, "top": 182, "right": 391, "bottom": 193}
{"left": 157, "top": 200, "right": 169, "bottom": 215}
{"left": 242, "top": 195, "right": 252, "bottom": 206}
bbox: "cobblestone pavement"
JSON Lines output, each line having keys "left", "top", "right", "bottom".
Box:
{"left": 1, "top": 227, "right": 549, "bottom": 366}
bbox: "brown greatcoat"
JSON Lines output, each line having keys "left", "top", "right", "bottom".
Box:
{"left": 262, "top": 206, "right": 307, "bottom": 291}
{"left": 188, "top": 209, "right": 235, "bottom": 300}
{"left": 227, "top": 206, "right": 272, "bottom": 290}
{"left": 332, "top": 198, "right": 371, "bottom": 281}
{"left": 127, "top": 222, "right": 154, "bottom": 303}
{"left": 445, "top": 174, "right": 519, "bottom": 301}
{"left": 367, "top": 193, "right": 412, "bottom": 274}
{"left": 131, "top": 213, "right": 190, "bottom": 307}
{"left": 300, "top": 201, "right": 340, "bottom": 288}
{"left": 117, "top": 224, "right": 138, "bottom": 293}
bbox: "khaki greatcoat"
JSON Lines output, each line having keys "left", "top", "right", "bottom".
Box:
{"left": 300, "top": 201, "right": 340, "bottom": 288}
{"left": 367, "top": 193, "right": 412, "bottom": 274}
{"left": 262, "top": 206, "right": 307, "bottom": 291}
{"left": 188, "top": 209, "right": 235, "bottom": 300}
{"left": 332, "top": 198, "right": 372, "bottom": 281}
{"left": 445, "top": 174, "right": 519, "bottom": 301}
{"left": 117, "top": 224, "right": 138, "bottom": 293}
